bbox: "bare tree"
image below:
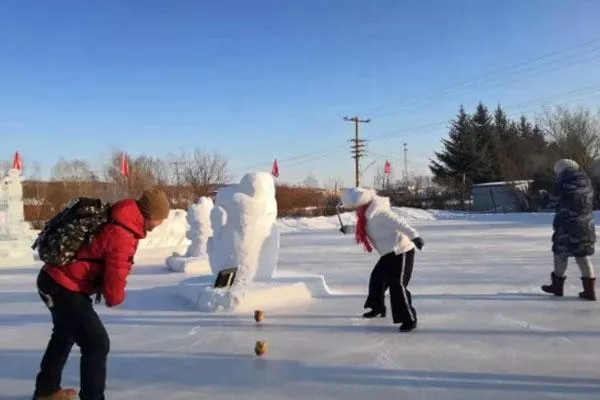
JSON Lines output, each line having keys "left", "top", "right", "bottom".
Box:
{"left": 51, "top": 158, "right": 97, "bottom": 198}
{"left": 323, "top": 177, "right": 344, "bottom": 194}
{"left": 372, "top": 167, "right": 389, "bottom": 189}
{"left": 175, "top": 147, "right": 230, "bottom": 192}
{"left": 301, "top": 173, "right": 320, "bottom": 188}
{"left": 540, "top": 106, "right": 600, "bottom": 172}
{"left": 412, "top": 175, "right": 433, "bottom": 193}
{"left": 51, "top": 158, "right": 96, "bottom": 182}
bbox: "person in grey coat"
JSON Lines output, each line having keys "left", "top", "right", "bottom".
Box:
{"left": 542, "top": 159, "right": 597, "bottom": 300}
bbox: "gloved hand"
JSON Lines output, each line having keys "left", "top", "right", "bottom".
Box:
{"left": 412, "top": 237, "right": 424, "bottom": 251}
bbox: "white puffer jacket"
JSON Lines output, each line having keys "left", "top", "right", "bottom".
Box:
{"left": 341, "top": 188, "right": 419, "bottom": 256}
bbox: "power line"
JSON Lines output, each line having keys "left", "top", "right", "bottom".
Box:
{"left": 372, "top": 50, "right": 600, "bottom": 119}
{"left": 368, "top": 37, "right": 600, "bottom": 116}
{"left": 366, "top": 83, "right": 600, "bottom": 143}
{"left": 234, "top": 37, "right": 600, "bottom": 175}
{"left": 234, "top": 37, "right": 600, "bottom": 172}
{"left": 232, "top": 82, "right": 600, "bottom": 176}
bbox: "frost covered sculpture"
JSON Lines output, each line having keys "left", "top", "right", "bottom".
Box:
{"left": 178, "top": 172, "right": 327, "bottom": 312}
{"left": 185, "top": 197, "right": 214, "bottom": 257}
{"left": 165, "top": 197, "right": 214, "bottom": 274}
{"left": 208, "top": 172, "right": 280, "bottom": 284}
{"left": 0, "top": 167, "right": 36, "bottom": 267}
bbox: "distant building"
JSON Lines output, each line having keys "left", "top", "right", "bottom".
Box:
{"left": 471, "top": 180, "right": 532, "bottom": 212}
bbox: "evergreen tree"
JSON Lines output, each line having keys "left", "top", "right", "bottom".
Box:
{"left": 493, "top": 106, "right": 508, "bottom": 139}
{"left": 430, "top": 106, "right": 490, "bottom": 189}
{"left": 493, "top": 106, "right": 520, "bottom": 181}
{"left": 471, "top": 102, "right": 497, "bottom": 182}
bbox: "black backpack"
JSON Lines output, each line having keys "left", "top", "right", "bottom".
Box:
{"left": 32, "top": 197, "right": 113, "bottom": 266}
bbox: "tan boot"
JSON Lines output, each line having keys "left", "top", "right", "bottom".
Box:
{"left": 33, "top": 388, "right": 77, "bottom": 400}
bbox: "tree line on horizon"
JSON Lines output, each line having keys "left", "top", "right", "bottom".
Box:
{"left": 4, "top": 102, "right": 600, "bottom": 222}
{"left": 429, "top": 103, "right": 600, "bottom": 207}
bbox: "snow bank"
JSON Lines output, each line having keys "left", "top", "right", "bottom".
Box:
{"left": 137, "top": 205, "right": 438, "bottom": 252}
{"left": 0, "top": 226, "right": 38, "bottom": 268}
{"left": 278, "top": 206, "right": 437, "bottom": 234}
{"left": 428, "top": 209, "right": 556, "bottom": 225}
{"left": 139, "top": 209, "right": 189, "bottom": 252}
{"left": 0, "top": 238, "right": 37, "bottom": 267}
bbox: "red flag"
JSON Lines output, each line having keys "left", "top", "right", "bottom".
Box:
{"left": 384, "top": 160, "right": 392, "bottom": 176}
{"left": 12, "top": 151, "right": 23, "bottom": 170}
{"left": 271, "top": 159, "right": 279, "bottom": 178}
{"left": 121, "top": 153, "right": 130, "bottom": 177}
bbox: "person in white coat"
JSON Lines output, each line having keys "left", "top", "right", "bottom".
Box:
{"left": 340, "top": 187, "right": 424, "bottom": 332}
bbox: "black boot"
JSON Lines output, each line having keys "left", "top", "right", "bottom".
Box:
{"left": 363, "top": 306, "right": 386, "bottom": 318}
{"left": 399, "top": 319, "right": 417, "bottom": 332}
{"left": 541, "top": 272, "right": 566, "bottom": 296}
{"left": 579, "top": 277, "right": 596, "bottom": 301}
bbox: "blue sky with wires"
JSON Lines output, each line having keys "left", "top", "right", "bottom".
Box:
{"left": 1, "top": 0, "right": 600, "bottom": 186}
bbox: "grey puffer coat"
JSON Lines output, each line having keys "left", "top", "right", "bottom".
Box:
{"left": 552, "top": 167, "right": 596, "bottom": 257}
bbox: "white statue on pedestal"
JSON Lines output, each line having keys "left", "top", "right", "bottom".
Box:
{"left": 0, "top": 159, "right": 36, "bottom": 266}
{"left": 185, "top": 197, "right": 214, "bottom": 257}
{"left": 179, "top": 171, "right": 327, "bottom": 312}
{"left": 165, "top": 197, "right": 214, "bottom": 274}
{"left": 0, "top": 169, "right": 27, "bottom": 239}
{"left": 208, "top": 172, "right": 280, "bottom": 285}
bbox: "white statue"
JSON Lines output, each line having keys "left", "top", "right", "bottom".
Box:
{"left": 208, "top": 172, "right": 280, "bottom": 284}
{"left": 0, "top": 168, "right": 27, "bottom": 239}
{"left": 0, "top": 167, "right": 35, "bottom": 266}
{"left": 165, "top": 197, "right": 214, "bottom": 274}
{"left": 185, "top": 197, "right": 214, "bottom": 257}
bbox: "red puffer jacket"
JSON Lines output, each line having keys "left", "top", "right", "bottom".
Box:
{"left": 43, "top": 199, "right": 147, "bottom": 307}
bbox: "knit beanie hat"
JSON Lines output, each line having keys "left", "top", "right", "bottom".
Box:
{"left": 137, "top": 189, "right": 170, "bottom": 220}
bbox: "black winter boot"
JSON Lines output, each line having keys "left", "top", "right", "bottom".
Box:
{"left": 363, "top": 306, "right": 386, "bottom": 318}
{"left": 399, "top": 319, "right": 417, "bottom": 332}
{"left": 541, "top": 272, "right": 566, "bottom": 296}
{"left": 579, "top": 277, "right": 596, "bottom": 301}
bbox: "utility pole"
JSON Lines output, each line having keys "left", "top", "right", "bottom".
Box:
{"left": 403, "top": 143, "right": 408, "bottom": 190}
{"left": 344, "top": 116, "right": 370, "bottom": 187}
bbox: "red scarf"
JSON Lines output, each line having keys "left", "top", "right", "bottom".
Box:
{"left": 355, "top": 204, "right": 373, "bottom": 253}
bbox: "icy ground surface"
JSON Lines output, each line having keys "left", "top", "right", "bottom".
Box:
{"left": 1, "top": 212, "right": 599, "bottom": 399}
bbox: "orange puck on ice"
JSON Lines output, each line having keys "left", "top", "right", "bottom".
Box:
{"left": 255, "top": 340, "right": 267, "bottom": 356}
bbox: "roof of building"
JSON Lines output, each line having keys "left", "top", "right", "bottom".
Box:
{"left": 472, "top": 180, "right": 533, "bottom": 188}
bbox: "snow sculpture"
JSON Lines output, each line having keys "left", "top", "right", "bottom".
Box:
{"left": 207, "top": 172, "right": 280, "bottom": 284}
{"left": 165, "top": 197, "right": 214, "bottom": 274}
{"left": 177, "top": 172, "right": 330, "bottom": 312}
{"left": 185, "top": 197, "right": 214, "bottom": 257}
{"left": 0, "top": 167, "right": 36, "bottom": 267}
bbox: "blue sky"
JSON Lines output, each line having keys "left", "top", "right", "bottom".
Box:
{"left": 1, "top": 0, "right": 600, "bottom": 186}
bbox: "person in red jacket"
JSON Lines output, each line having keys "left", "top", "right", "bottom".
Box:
{"left": 33, "top": 189, "right": 170, "bottom": 400}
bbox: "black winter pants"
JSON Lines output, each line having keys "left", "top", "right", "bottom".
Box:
{"left": 364, "top": 250, "right": 416, "bottom": 324}
{"left": 34, "top": 270, "right": 109, "bottom": 400}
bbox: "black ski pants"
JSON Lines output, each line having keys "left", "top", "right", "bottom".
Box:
{"left": 34, "top": 269, "right": 109, "bottom": 400}
{"left": 364, "top": 249, "right": 416, "bottom": 324}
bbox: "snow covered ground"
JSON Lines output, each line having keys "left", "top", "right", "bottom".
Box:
{"left": 1, "top": 209, "right": 599, "bottom": 399}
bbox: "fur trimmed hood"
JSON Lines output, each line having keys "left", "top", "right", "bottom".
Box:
{"left": 340, "top": 187, "right": 377, "bottom": 208}
{"left": 554, "top": 159, "right": 580, "bottom": 175}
